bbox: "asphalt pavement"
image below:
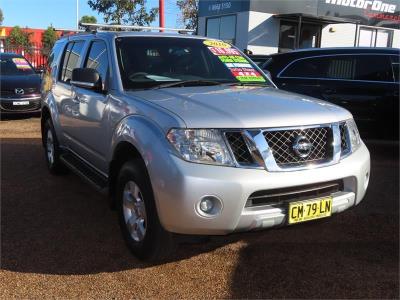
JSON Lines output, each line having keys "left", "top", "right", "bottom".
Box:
{"left": 0, "top": 116, "right": 398, "bottom": 298}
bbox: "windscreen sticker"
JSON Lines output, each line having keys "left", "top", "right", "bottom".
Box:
{"left": 12, "top": 58, "right": 31, "bottom": 69}
{"left": 208, "top": 47, "right": 241, "bottom": 56}
{"left": 224, "top": 62, "right": 253, "bottom": 68}
{"left": 203, "top": 40, "right": 231, "bottom": 48}
{"left": 218, "top": 55, "right": 248, "bottom": 63}
{"left": 206, "top": 43, "right": 266, "bottom": 83}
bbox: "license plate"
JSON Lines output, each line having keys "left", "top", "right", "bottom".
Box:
{"left": 288, "top": 197, "right": 332, "bottom": 224}
{"left": 13, "top": 101, "right": 29, "bottom": 106}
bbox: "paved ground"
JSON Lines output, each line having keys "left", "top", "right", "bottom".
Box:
{"left": 1, "top": 116, "right": 399, "bottom": 299}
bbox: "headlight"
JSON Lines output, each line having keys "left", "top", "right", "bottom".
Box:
{"left": 346, "top": 119, "right": 361, "bottom": 152}
{"left": 166, "top": 129, "right": 234, "bottom": 166}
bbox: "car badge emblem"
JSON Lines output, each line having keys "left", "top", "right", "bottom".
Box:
{"left": 15, "top": 88, "right": 25, "bottom": 95}
{"left": 292, "top": 135, "right": 313, "bottom": 158}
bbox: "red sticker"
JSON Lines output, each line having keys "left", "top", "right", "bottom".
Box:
{"left": 208, "top": 47, "right": 241, "bottom": 56}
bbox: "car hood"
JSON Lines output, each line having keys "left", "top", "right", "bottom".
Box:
{"left": 0, "top": 74, "right": 41, "bottom": 91}
{"left": 128, "top": 85, "right": 352, "bottom": 128}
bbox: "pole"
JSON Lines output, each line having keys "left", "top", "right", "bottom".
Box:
{"left": 159, "top": 0, "right": 165, "bottom": 32}
{"left": 76, "top": 0, "right": 79, "bottom": 30}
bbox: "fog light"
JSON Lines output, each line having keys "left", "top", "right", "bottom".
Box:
{"left": 197, "top": 195, "right": 223, "bottom": 217}
{"left": 200, "top": 197, "right": 214, "bottom": 213}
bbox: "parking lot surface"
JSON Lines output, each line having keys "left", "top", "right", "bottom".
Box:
{"left": 1, "top": 116, "right": 398, "bottom": 299}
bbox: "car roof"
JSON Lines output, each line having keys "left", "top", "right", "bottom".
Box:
{"left": 269, "top": 47, "right": 400, "bottom": 58}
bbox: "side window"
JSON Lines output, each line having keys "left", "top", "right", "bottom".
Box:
{"left": 326, "top": 57, "right": 356, "bottom": 80}
{"left": 281, "top": 57, "right": 328, "bottom": 78}
{"left": 390, "top": 55, "right": 399, "bottom": 82}
{"left": 59, "top": 41, "right": 85, "bottom": 83}
{"left": 84, "top": 40, "right": 109, "bottom": 85}
{"left": 355, "top": 55, "right": 392, "bottom": 82}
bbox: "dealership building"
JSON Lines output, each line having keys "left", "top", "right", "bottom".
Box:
{"left": 197, "top": 0, "right": 400, "bottom": 54}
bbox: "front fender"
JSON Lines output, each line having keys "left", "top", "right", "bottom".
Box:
{"left": 42, "top": 93, "right": 63, "bottom": 144}
{"left": 109, "top": 115, "right": 183, "bottom": 227}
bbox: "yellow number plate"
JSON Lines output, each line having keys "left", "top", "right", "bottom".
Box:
{"left": 288, "top": 197, "right": 332, "bottom": 224}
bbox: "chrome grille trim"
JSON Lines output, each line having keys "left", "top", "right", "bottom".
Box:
{"left": 224, "top": 123, "right": 342, "bottom": 172}
{"left": 263, "top": 126, "right": 332, "bottom": 167}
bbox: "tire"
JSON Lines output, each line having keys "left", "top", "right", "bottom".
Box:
{"left": 116, "top": 159, "right": 175, "bottom": 261}
{"left": 43, "top": 118, "right": 67, "bottom": 175}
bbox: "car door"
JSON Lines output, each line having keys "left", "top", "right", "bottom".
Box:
{"left": 318, "top": 54, "right": 395, "bottom": 139}
{"left": 69, "top": 39, "right": 111, "bottom": 172}
{"left": 53, "top": 40, "right": 86, "bottom": 147}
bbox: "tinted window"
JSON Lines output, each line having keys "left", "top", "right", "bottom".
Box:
{"left": 84, "top": 40, "right": 109, "bottom": 85}
{"left": 282, "top": 54, "right": 394, "bottom": 82}
{"left": 0, "top": 56, "right": 35, "bottom": 75}
{"left": 355, "top": 55, "right": 392, "bottom": 82}
{"left": 281, "top": 57, "right": 328, "bottom": 78}
{"left": 59, "top": 41, "right": 85, "bottom": 83}
{"left": 327, "top": 57, "right": 356, "bottom": 80}
{"left": 391, "top": 55, "right": 399, "bottom": 82}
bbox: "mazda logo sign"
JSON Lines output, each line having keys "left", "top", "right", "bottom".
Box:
{"left": 15, "top": 88, "right": 25, "bottom": 95}
{"left": 292, "top": 135, "right": 313, "bottom": 158}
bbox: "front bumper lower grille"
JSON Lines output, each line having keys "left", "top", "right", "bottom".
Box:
{"left": 0, "top": 98, "right": 41, "bottom": 112}
{"left": 246, "top": 180, "right": 344, "bottom": 207}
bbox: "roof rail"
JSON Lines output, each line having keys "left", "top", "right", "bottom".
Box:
{"left": 79, "top": 22, "right": 195, "bottom": 34}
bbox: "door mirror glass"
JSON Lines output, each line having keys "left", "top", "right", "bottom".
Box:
{"left": 71, "top": 68, "right": 102, "bottom": 91}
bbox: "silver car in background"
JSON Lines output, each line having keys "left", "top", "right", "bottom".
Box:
{"left": 41, "top": 30, "right": 370, "bottom": 261}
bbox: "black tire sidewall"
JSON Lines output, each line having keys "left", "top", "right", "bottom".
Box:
{"left": 43, "top": 118, "right": 64, "bottom": 174}
{"left": 116, "top": 159, "right": 169, "bottom": 260}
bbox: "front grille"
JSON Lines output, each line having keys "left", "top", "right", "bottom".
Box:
{"left": 246, "top": 180, "right": 343, "bottom": 207}
{"left": 0, "top": 88, "right": 38, "bottom": 96}
{"left": 0, "top": 100, "right": 41, "bottom": 112}
{"left": 263, "top": 127, "right": 333, "bottom": 167}
{"left": 225, "top": 132, "right": 254, "bottom": 164}
{"left": 340, "top": 123, "right": 350, "bottom": 155}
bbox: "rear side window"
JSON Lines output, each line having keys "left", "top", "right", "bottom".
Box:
{"left": 354, "top": 55, "right": 392, "bottom": 82}
{"left": 281, "top": 57, "right": 328, "bottom": 78}
{"left": 327, "top": 57, "right": 356, "bottom": 80}
{"left": 84, "top": 40, "right": 109, "bottom": 86}
{"left": 59, "top": 41, "right": 85, "bottom": 83}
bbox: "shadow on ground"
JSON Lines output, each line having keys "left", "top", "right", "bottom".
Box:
{"left": 0, "top": 138, "right": 239, "bottom": 274}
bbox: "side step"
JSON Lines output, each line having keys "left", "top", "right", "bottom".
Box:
{"left": 60, "top": 152, "right": 108, "bottom": 193}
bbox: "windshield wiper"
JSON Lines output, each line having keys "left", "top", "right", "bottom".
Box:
{"left": 151, "top": 80, "right": 223, "bottom": 90}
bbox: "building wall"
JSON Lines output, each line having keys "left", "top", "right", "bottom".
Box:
{"left": 321, "top": 23, "right": 357, "bottom": 47}
{"left": 246, "top": 12, "right": 279, "bottom": 55}
{"left": 392, "top": 30, "right": 400, "bottom": 48}
{"left": 235, "top": 11, "right": 250, "bottom": 51}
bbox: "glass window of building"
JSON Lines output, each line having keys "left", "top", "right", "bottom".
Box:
{"left": 206, "top": 15, "right": 236, "bottom": 44}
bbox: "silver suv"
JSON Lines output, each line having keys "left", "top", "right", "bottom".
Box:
{"left": 41, "top": 29, "right": 370, "bottom": 261}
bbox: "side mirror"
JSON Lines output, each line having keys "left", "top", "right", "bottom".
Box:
{"left": 71, "top": 68, "right": 102, "bottom": 91}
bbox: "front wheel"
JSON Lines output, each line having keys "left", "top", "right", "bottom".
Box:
{"left": 116, "top": 159, "right": 175, "bottom": 261}
{"left": 43, "top": 118, "right": 67, "bottom": 175}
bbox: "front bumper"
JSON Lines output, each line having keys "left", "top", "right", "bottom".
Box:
{"left": 150, "top": 143, "right": 370, "bottom": 235}
{"left": 0, "top": 96, "right": 42, "bottom": 113}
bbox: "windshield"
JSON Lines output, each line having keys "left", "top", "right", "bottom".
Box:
{"left": 115, "top": 37, "right": 271, "bottom": 89}
{"left": 0, "top": 56, "right": 35, "bottom": 76}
